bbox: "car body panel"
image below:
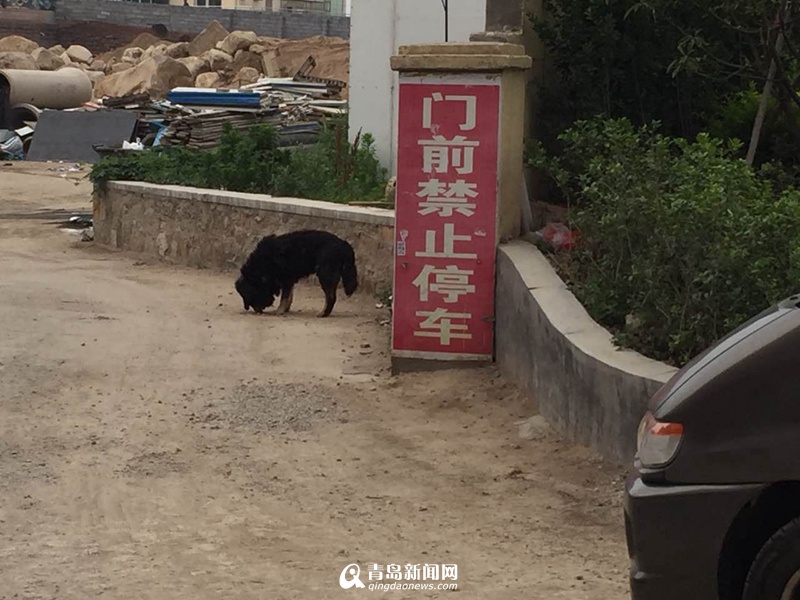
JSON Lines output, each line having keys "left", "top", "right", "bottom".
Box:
{"left": 625, "top": 294, "right": 800, "bottom": 598}
{"left": 625, "top": 474, "right": 764, "bottom": 600}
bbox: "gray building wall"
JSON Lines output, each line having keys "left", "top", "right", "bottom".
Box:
{"left": 55, "top": 0, "right": 351, "bottom": 39}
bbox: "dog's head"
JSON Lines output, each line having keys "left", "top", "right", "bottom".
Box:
{"left": 235, "top": 273, "right": 279, "bottom": 313}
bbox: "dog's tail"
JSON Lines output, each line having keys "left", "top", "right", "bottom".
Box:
{"left": 341, "top": 244, "right": 358, "bottom": 297}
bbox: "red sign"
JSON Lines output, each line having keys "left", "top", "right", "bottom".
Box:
{"left": 392, "top": 76, "right": 501, "bottom": 360}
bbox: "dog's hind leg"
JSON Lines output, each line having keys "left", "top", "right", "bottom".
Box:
{"left": 318, "top": 287, "right": 336, "bottom": 318}
{"left": 275, "top": 285, "right": 294, "bottom": 315}
{"left": 317, "top": 276, "right": 338, "bottom": 318}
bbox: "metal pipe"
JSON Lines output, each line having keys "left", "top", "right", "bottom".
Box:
{"left": 445, "top": 0, "right": 449, "bottom": 41}
{"left": 0, "top": 67, "right": 92, "bottom": 110}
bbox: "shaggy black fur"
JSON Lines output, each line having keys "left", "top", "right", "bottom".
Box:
{"left": 235, "top": 230, "right": 359, "bottom": 318}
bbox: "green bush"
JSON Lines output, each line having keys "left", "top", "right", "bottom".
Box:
{"left": 540, "top": 117, "right": 800, "bottom": 365}
{"left": 708, "top": 84, "right": 800, "bottom": 171}
{"left": 90, "top": 120, "right": 388, "bottom": 205}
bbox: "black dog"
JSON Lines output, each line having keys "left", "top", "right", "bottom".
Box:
{"left": 235, "top": 230, "right": 358, "bottom": 318}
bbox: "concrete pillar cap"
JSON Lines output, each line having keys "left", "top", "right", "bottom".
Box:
{"left": 391, "top": 42, "right": 532, "bottom": 72}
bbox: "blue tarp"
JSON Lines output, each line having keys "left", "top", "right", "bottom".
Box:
{"left": 166, "top": 88, "right": 263, "bottom": 108}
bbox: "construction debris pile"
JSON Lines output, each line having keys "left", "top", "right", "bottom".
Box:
{"left": 0, "top": 23, "right": 349, "bottom": 161}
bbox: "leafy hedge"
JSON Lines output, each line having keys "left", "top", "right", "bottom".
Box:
{"left": 534, "top": 118, "right": 800, "bottom": 366}
{"left": 90, "top": 119, "right": 388, "bottom": 204}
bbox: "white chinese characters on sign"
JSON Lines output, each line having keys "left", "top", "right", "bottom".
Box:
{"left": 415, "top": 223, "right": 477, "bottom": 260}
{"left": 412, "top": 265, "right": 475, "bottom": 304}
{"left": 419, "top": 93, "right": 480, "bottom": 175}
{"left": 422, "top": 93, "right": 477, "bottom": 131}
{"left": 414, "top": 308, "right": 472, "bottom": 345}
{"left": 416, "top": 179, "right": 477, "bottom": 218}
{"left": 410, "top": 91, "right": 486, "bottom": 349}
{"left": 419, "top": 136, "right": 479, "bottom": 175}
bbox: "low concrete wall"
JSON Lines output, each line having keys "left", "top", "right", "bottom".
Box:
{"left": 55, "top": 0, "right": 350, "bottom": 39}
{"left": 94, "top": 182, "right": 394, "bottom": 294}
{"left": 495, "top": 241, "right": 678, "bottom": 464}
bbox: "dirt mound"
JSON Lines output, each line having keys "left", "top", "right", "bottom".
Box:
{"left": 275, "top": 36, "right": 350, "bottom": 82}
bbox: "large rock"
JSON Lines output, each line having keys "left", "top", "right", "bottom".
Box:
{"left": 49, "top": 44, "right": 66, "bottom": 56}
{"left": 228, "top": 50, "right": 262, "bottom": 75}
{"left": 31, "top": 47, "right": 65, "bottom": 71}
{"left": 203, "top": 48, "right": 233, "bottom": 71}
{"left": 165, "top": 42, "right": 189, "bottom": 59}
{"left": 111, "top": 61, "right": 134, "bottom": 74}
{"left": 85, "top": 70, "right": 105, "bottom": 84}
{"left": 142, "top": 44, "right": 168, "bottom": 60}
{"left": 187, "top": 20, "right": 229, "bottom": 57}
{"left": 93, "top": 55, "right": 192, "bottom": 99}
{"left": 177, "top": 56, "right": 209, "bottom": 78}
{"left": 195, "top": 72, "right": 222, "bottom": 89}
{"left": 122, "top": 47, "right": 144, "bottom": 64}
{"left": 216, "top": 31, "right": 257, "bottom": 56}
{"left": 234, "top": 66, "right": 259, "bottom": 86}
{"left": 66, "top": 45, "right": 93, "bottom": 64}
{"left": 0, "top": 52, "right": 38, "bottom": 70}
{"left": 89, "top": 59, "right": 106, "bottom": 72}
{"left": 261, "top": 50, "right": 280, "bottom": 78}
{"left": 0, "top": 35, "right": 39, "bottom": 54}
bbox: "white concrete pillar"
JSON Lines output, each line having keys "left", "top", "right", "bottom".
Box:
{"left": 348, "top": 0, "right": 486, "bottom": 175}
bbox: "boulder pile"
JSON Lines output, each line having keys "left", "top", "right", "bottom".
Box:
{"left": 0, "top": 22, "right": 350, "bottom": 100}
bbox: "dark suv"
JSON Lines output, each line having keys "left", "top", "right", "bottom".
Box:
{"left": 625, "top": 294, "right": 800, "bottom": 600}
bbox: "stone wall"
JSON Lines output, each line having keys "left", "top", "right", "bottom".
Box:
{"left": 495, "top": 240, "right": 678, "bottom": 464}
{"left": 94, "top": 182, "right": 393, "bottom": 294}
{"left": 55, "top": 0, "right": 351, "bottom": 39}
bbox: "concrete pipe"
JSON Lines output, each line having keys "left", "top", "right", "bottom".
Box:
{"left": 0, "top": 67, "right": 92, "bottom": 110}
{"left": 10, "top": 103, "right": 41, "bottom": 129}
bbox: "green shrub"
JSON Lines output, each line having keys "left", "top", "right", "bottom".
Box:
{"left": 540, "top": 117, "right": 800, "bottom": 365}
{"left": 207, "top": 123, "right": 287, "bottom": 193}
{"left": 273, "top": 121, "right": 387, "bottom": 203}
{"left": 90, "top": 120, "right": 388, "bottom": 205}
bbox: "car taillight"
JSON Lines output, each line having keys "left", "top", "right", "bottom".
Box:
{"left": 637, "top": 411, "right": 684, "bottom": 468}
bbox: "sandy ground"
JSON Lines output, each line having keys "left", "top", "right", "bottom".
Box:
{"left": 0, "top": 164, "right": 630, "bottom": 599}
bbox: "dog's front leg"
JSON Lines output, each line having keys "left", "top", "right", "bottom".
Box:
{"left": 285, "top": 288, "right": 294, "bottom": 312}
{"left": 275, "top": 286, "right": 294, "bottom": 315}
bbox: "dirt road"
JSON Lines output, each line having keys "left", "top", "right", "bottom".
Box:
{"left": 0, "top": 165, "right": 629, "bottom": 599}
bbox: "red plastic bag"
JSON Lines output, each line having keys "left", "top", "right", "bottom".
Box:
{"left": 533, "top": 222, "right": 578, "bottom": 251}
